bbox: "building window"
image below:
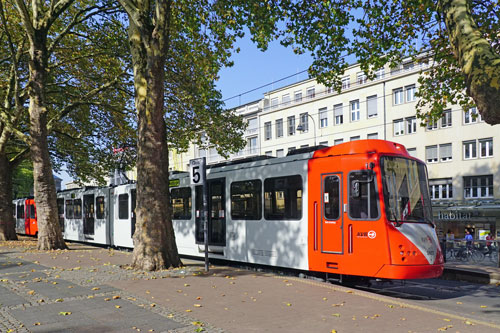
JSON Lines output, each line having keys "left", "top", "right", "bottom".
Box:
{"left": 276, "top": 149, "right": 284, "bottom": 157}
{"left": 429, "top": 179, "right": 453, "bottom": 200}
{"left": 248, "top": 137, "right": 258, "bottom": 154}
{"left": 407, "top": 148, "right": 417, "bottom": 157}
{"left": 367, "top": 95, "right": 377, "bottom": 118}
{"left": 264, "top": 121, "right": 272, "bottom": 141}
{"left": 375, "top": 67, "right": 385, "bottom": 80}
{"left": 319, "top": 141, "right": 328, "bottom": 146}
{"left": 406, "top": 116, "right": 417, "bottom": 134}
{"left": 439, "top": 143, "right": 452, "bottom": 162}
{"left": 394, "top": 88, "right": 404, "bottom": 105}
{"left": 341, "top": 76, "right": 350, "bottom": 89}
{"left": 334, "top": 139, "right": 344, "bottom": 145}
{"left": 334, "top": 104, "right": 343, "bottom": 125}
{"left": 426, "top": 119, "right": 438, "bottom": 131}
{"left": 294, "top": 90, "right": 302, "bottom": 103}
{"left": 299, "top": 113, "right": 309, "bottom": 132}
{"left": 288, "top": 147, "right": 295, "bottom": 153}
{"left": 464, "top": 107, "right": 481, "bottom": 124}
{"left": 425, "top": 145, "right": 438, "bottom": 163}
{"left": 357, "top": 72, "right": 367, "bottom": 85}
{"left": 441, "top": 109, "right": 452, "bottom": 128}
{"left": 403, "top": 62, "right": 414, "bottom": 71}
{"left": 247, "top": 117, "right": 258, "bottom": 134}
{"left": 350, "top": 136, "right": 360, "bottom": 141}
{"left": 405, "top": 84, "right": 416, "bottom": 102}
{"left": 350, "top": 100, "right": 360, "bottom": 122}
{"left": 464, "top": 175, "right": 493, "bottom": 198}
{"left": 463, "top": 140, "right": 477, "bottom": 159}
{"left": 265, "top": 151, "right": 272, "bottom": 156}
{"left": 275, "top": 119, "right": 283, "bottom": 138}
{"left": 287, "top": 116, "right": 295, "bottom": 136}
{"left": 367, "top": 133, "right": 378, "bottom": 140}
{"left": 393, "top": 119, "right": 404, "bottom": 136}
{"left": 319, "top": 107, "right": 328, "bottom": 128}
{"left": 282, "top": 94, "right": 290, "bottom": 106}
{"left": 479, "top": 138, "right": 493, "bottom": 158}
{"left": 306, "top": 87, "right": 315, "bottom": 99}
{"left": 271, "top": 97, "right": 278, "bottom": 109}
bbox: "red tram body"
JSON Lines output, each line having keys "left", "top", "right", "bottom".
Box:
{"left": 308, "top": 140, "right": 443, "bottom": 279}
{"left": 14, "top": 140, "right": 444, "bottom": 280}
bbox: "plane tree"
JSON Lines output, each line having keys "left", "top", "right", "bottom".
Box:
{"left": 2, "top": 0, "right": 134, "bottom": 246}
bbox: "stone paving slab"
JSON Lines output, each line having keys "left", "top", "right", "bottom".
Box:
{"left": 8, "top": 296, "right": 187, "bottom": 333}
{"left": 0, "top": 284, "right": 27, "bottom": 307}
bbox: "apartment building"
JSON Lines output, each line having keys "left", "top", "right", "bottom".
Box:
{"left": 171, "top": 60, "right": 500, "bottom": 240}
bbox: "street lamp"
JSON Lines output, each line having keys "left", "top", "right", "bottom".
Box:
{"left": 297, "top": 113, "right": 317, "bottom": 146}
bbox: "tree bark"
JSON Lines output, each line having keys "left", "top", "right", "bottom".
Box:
{"left": 28, "top": 31, "right": 66, "bottom": 250}
{"left": 128, "top": 16, "right": 181, "bottom": 271}
{"left": 440, "top": 0, "right": 500, "bottom": 125}
{"left": 0, "top": 153, "right": 17, "bottom": 241}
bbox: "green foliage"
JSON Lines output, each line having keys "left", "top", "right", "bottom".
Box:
{"left": 11, "top": 160, "right": 33, "bottom": 199}
{"left": 0, "top": 0, "right": 136, "bottom": 184}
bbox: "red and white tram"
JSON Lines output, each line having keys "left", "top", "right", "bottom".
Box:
{"left": 14, "top": 140, "right": 444, "bottom": 280}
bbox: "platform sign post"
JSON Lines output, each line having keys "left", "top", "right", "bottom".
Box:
{"left": 190, "top": 158, "right": 209, "bottom": 272}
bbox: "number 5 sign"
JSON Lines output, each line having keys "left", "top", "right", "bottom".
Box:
{"left": 189, "top": 158, "right": 206, "bottom": 185}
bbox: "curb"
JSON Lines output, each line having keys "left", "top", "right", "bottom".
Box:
{"left": 442, "top": 267, "right": 500, "bottom": 285}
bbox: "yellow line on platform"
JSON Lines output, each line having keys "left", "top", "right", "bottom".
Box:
{"left": 275, "top": 275, "right": 500, "bottom": 330}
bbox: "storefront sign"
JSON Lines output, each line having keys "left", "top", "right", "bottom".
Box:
{"left": 437, "top": 211, "right": 473, "bottom": 221}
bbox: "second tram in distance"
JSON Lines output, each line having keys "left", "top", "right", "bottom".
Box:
{"left": 13, "top": 140, "right": 444, "bottom": 280}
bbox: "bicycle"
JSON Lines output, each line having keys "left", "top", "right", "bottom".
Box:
{"left": 459, "top": 246, "right": 484, "bottom": 263}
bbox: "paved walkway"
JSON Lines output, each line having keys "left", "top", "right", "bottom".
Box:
{"left": 1, "top": 238, "right": 499, "bottom": 333}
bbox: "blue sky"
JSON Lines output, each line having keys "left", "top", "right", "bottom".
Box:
{"left": 217, "top": 34, "right": 314, "bottom": 109}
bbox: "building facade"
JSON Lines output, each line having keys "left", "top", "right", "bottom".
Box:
{"left": 171, "top": 60, "right": 500, "bottom": 242}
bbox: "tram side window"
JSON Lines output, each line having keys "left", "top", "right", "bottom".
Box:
{"left": 74, "top": 199, "right": 82, "bottom": 219}
{"left": 171, "top": 187, "right": 192, "bottom": 220}
{"left": 231, "top": 180, "right": 262, "bottom": 220}
{"left": 96, "top": 196, "right": 105, "bottom": 219}
{"left": 65, "top": 200, "right": 74, "bottom": 219}
{"left": 324, "top": 176, "right": 340, "bottom": 220}
{"left": 118, "top": 194, "right": 129, "bottom": 219}
{"left": 264, "top": 175, "right": 302, "bottom": 220}
{"left": 349, "top": 171, "right": 379, "bottom": 219}
{"left": 17, "top": 204, "right": 25, "bottom": 218}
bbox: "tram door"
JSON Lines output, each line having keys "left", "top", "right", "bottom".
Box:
{"left": 25, "top": 199, "right": 37, "bottom": 236}
{"left": 131, "top": 189, "right": 136, "bottom": 238}
{"left": 83, "top": 194, "right": 95, "bottom": 239}
{"left": 194, "top": 179, "right": 226, "bottom": 247}
{"left": 57, "top": 198, "right": 65, "bottom": 232}
{"left": 208, "top": 178, "right": 226, "bottom": 246}
{"left": 321, "top": 173, "right": 343, "bottom": 254}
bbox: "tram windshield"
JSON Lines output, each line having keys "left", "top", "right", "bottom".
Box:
{"left": 381, "top": 156, "right": 433, "bottom": 224}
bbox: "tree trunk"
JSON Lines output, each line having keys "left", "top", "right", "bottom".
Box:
{"left": 128, "top": 19, "right": 181, "bottom": 271}
{"left": 0, "top": 153, "right": 17, "bottom": 241}
{"left": 29, "top": 32, "right": 66, "bottom": 250}
{"left": 440, "top": 0, "right": 500, "bottom": 125}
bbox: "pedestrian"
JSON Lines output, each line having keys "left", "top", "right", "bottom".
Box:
{"left": 465, "top": 230, "right": 473, "bottom": 250}
{"left": 485, "top": 232, "right": 494, "bottom": 255}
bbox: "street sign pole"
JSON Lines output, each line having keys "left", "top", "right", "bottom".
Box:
{"left": 189, "top": 157, "right": 208, "bottom": 272}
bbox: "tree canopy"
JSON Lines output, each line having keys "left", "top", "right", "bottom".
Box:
{"left": 278, "top": 0, "right": 500, "bottom": 125}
